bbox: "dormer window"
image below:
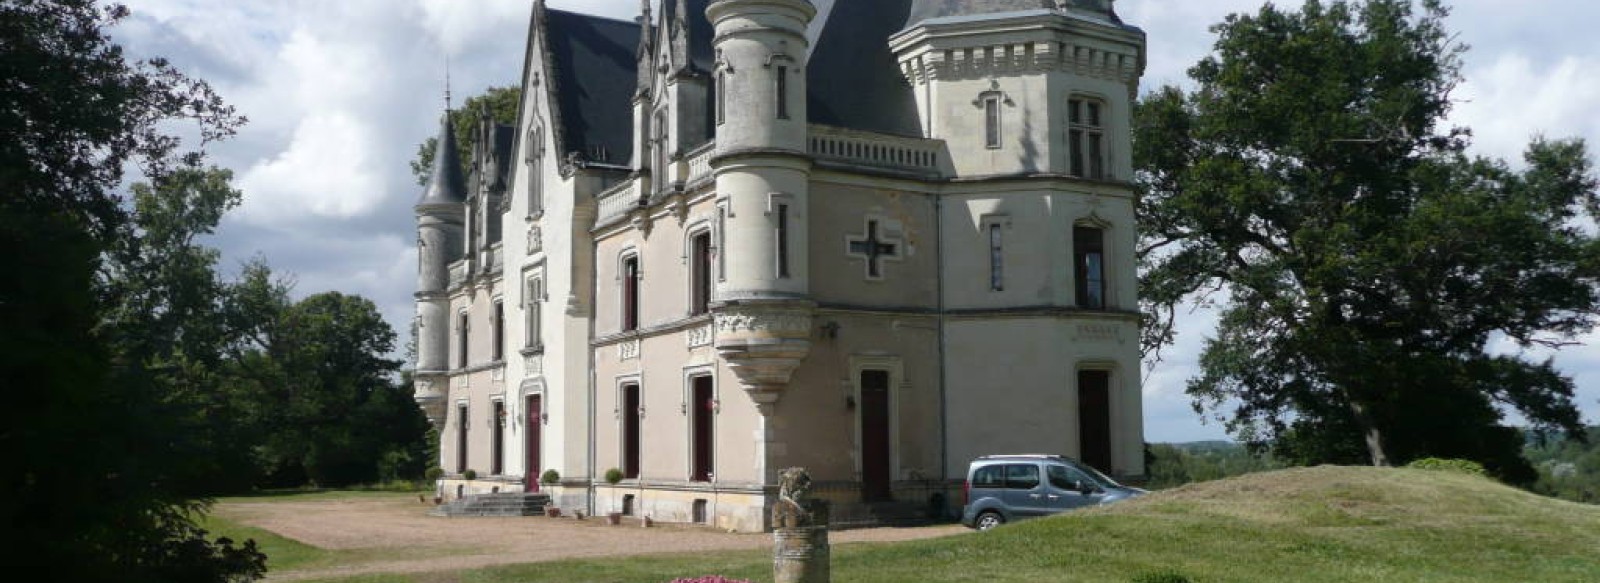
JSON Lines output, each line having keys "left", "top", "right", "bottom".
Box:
{"left": 1069, "top": 97, "right": 1106, "bottom": 180}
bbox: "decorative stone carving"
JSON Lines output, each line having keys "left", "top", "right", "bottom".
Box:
{"left": 1074, "top": 322, "right": 1124, "bottom": 344}
{"left": 523, "top": 353, "right": 543, "bottom": 375}
{"left": 687, "top": 324, "right": 714, "bottom": 348}
{"left": 526, "top": 224, "right": 542, "bottom": 254}
{"left": 715, "top": 302, "right": 815, "bottom": 415}
{"left": 413, "top": 375, "right": 448, "bottom": 433}
{"left": 619, "top": 339, "right": 642, "bottom": 361}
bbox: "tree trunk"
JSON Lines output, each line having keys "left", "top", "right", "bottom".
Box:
{"left": 1348, "top": 400, "right": 1390, "bottom": 467}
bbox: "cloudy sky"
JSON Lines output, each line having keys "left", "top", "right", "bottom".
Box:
{"left": 113, "top": 0, "right": 1600, "bottom": 443}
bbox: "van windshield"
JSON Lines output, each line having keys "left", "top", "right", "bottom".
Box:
{"left": 1072, "top": 462, "right": 1122, "bottom": 489}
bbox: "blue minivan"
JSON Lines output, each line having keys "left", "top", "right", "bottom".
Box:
{"left": 960, "top": 454, "right": 1146, "bottom": 530}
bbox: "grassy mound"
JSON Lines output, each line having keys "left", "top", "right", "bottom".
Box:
{"left": 303, "top": 466, "right": 1600, "bottom": 582}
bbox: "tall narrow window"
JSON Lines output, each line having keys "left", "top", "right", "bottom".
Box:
{"left": 525, "top": 278, "right": 542, "bottom": 350}
{"left": 456, "top": 403, "right": 469, "bottom": 473}
{"left": 622, "top": 256, "right": 640, "bottom": 331}
{"left": 776, "top": 203, "right": 790, "bottom": 279}
{"left": 989, "top": 223, "right": 1004, "bottom": 291}
{"left": 716, "top": 205, "right": 728, "bottom": 282}
{"left": 457, "top": 312, "right": 470, "bottom": 368}
{"left": 622, "top": 383, "right": 641, "bottom": 479}
{"left": 653, "top": 111, "right": 668, "bottom": 190}
{"left": 984, "top": 95, "right": 1002, "bottom": 149}
{"left": 691, "top": 232, "right": 712, "bottom": 315}
{"left": 1069, "top": 98, "right": 1107, "bottom": 179}
{"left": 491, "top": 400, "right": 505, "bottom": 475}
{"left": 716, "top": 72, "right": 727, "bottom": 125}
{"left": 491, "top": 301, "right": 504, "bottom": 361}
{"left": 775, "top": 66, "right": 789, "bottom": 119}
{"left": 1074, "top": 225, "right": 1106, "bottom": 309}
{"left": 690, "top": 376, "right": 714, "bottom": 482}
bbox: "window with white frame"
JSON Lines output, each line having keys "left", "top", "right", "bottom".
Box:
{"left": 621, "top": 253, "right": 641, "bottom": 332}
{"left": 1068, "top": 97, "right": 1107, "bottom": 179}
{"left": 690, "top": 230, "right": 712, "bottom": 315}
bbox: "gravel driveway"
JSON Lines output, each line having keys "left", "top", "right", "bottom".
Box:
{"left": 214, "top": 494, "right": 966, "bottom": 581}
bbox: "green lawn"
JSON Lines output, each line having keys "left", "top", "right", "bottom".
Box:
{"left": 293, "top": 466, "right": 1600, "bottom": 583}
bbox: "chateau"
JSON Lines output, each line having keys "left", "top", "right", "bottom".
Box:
{"left": 413, "top": 0, "right": 1147, "bottom": 532}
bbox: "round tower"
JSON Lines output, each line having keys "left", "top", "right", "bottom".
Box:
{"left": 705, "top": 0, "right": 816, "bottom": 413}
{"left": 414, "top": 114, "right": 467, "bottom": 429}
{"left": 707, "top": 0, "right": 814, "bottom": 300}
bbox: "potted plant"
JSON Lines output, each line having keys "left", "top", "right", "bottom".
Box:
{"left": 540, "top": 468, "right": 561, "bottom": 485}
{"left": 424, "top": 467, "right": 445, "bottom": 504}
{"left": 462, "top": 468, "right": 478, "bottom": 480}
{"left": 604, "top": 468, "right": 624, "bottom": 525}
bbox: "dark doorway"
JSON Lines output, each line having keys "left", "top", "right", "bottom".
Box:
{"left": 690, "top": 376, "right": 714, "bottom": 482}
{"left": 525, "top": 395, "right": 542, "bottom": 492}
{"left": 623, "top": 384, "right": 641, "bottom": 479}
{"left": 860, "top": 369, "right": 892, "bottom": 502}
{"left": 491, "top": 401, "right": 505, "bottom": 475}
{"left": 1078, "top": 370, "right": 1112, "bottom": 473}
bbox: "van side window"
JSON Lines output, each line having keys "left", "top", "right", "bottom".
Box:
{"left": 973, "top": 465, "right": 1004, "bottom": 488}
{"left": 1048, "top": 464, "right": 1091, "bottom": 489}
{"left": 1004, "top": 464, "right": 1040, "bottom": 489}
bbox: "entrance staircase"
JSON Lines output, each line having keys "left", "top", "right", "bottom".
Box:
{"left": 429, "top": 492, "right": 550, "bottom": 517}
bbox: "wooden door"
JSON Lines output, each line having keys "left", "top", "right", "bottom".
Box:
{"left": 691, "top": 376, "right": 714, "bottom": 482}
{"left": 525, "top": 395, "right": 542, "bottom": 492}
{"left": 860, "top": 370, "right": 892, "bottom": 502}
{"left": 1078, "top": 370, "right": 1112, "bottom": 473}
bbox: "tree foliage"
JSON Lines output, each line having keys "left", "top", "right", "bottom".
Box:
{"left": 0, "top": 1, "right": 263, "bottom": 580}
{"left": 410, "top": 85, "right": 523, "bottom": 186}
{"left": 1526, "top": 427, "right": 1600, "bottom": 504}
{"left": 1135, "top": 0, "right": 1600, "bottom": 483}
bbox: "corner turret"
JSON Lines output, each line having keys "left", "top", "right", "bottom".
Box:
{"left": 414, "top": 114, "right": 467, "bottom": 430}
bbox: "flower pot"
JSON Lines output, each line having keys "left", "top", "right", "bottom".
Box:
{"left": 606, "top": 512, "right": 622, "bottom": 526}
{"left": 544, "top": 506, "right": 560, "bottom": 518}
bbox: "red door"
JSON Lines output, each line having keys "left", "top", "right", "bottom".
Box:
{"left": 525, "top": 395, "right": 542, "bottom": 492}
{"left": 860, "top": 370, "right": 892, "bottom": 501}
{"left": 691, "top": 377, "right": 714, "bottom": 482}
{"left": 1078, "top": 371, "right": 1112, "bottom": 473}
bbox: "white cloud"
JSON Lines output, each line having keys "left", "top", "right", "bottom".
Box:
{"left": 1451, "top": 53, "right": 1600, "bottom": 163}
{"left": 237, "top": 112, "right": 386, "bottom": 222}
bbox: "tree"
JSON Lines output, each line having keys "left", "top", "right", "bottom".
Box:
{"left": 0, "top": 1, "right": 262, "bottom": 580}
{"left": 410, "top": 85, "right": 522, "bottom": 186}
{"left": 1135, "top": 0, "right": 1600, "bottom": 482}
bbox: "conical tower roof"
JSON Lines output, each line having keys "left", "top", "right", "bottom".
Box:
{"left": 417, "top": 114, "right": 467, "bottom": 208}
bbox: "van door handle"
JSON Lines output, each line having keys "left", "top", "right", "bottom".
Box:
{"left": 1047, "top": 494, "right": 1060, "bottom": 500}
{"left": 1029, "top": 493, "right": 1042, "bottom": 499}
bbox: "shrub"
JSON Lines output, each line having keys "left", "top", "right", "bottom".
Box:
{"left": 1131, "top": 570, "right": 1192, "bottom": 583}
{"left": 1406, "top": 458, "right": 1487, "bottom": 476}
{"left": 463, "top": 469, "right": 478, "bottom": 480}
{"left": 541, "top": 469, "right": 561, "bottom": 484}
{"left": 667, "top": 577, "right": 752, "bottom": 583}
{"left": 605, "top": 467, "right": 625, "bottom": 484}
{"left": 424, "top": 466, "right": 445, "bottom": 481}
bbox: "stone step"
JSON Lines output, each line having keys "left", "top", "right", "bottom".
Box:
{"left": 430, "top": 492, "right": 552, "bottom": 517}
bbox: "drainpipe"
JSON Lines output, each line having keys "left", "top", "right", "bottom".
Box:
{"left": 935, "top": 188, "right": 948, "bottom": 486}
{"left": 586, "top": 212, "right": 600, "bottom": 519}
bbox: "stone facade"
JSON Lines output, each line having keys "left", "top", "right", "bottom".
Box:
{"left": 413, "top": 0, "right": 1146, "bottom": 533}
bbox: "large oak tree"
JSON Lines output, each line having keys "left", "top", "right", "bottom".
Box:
{"left": 1136, "top": 0, "right": 1600, "bottom": 482}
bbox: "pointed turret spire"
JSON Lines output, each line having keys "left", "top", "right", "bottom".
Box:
{"left": 637, "top": 0, "right": 655, "bottom": 94}
{"left": 417, "top": 114, "right": 467, "bottom": 207}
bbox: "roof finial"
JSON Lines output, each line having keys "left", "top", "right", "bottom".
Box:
{"left": 444, "top": 57, "right": 453, "bottom": 110}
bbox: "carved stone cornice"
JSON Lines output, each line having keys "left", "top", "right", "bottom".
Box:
{"left": 714, "top": 300, "right": 815, "bottom": 415}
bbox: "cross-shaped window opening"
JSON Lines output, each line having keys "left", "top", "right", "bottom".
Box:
{"left": 848, "top": 220, "right": 900, "bottom": 278}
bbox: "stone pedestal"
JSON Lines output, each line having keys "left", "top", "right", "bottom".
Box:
{"left": 774, "top": 525, "right": 829, "bottom": 583}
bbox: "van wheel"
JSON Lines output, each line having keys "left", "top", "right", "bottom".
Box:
{"left": 974, "top": 511, "right": 1004, "bottom": 531}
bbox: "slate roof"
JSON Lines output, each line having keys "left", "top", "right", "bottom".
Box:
{"left": 543, "top": 9, "right": 639, "bottom": 166}
{"left": 417, "top": 115, "right": 467, "bottom": 207}
{"left": 806, "top": 0, "right": 923, "bottom": 137}
{"left": 664, "top": 0, "right": 716, "bottom": 73}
